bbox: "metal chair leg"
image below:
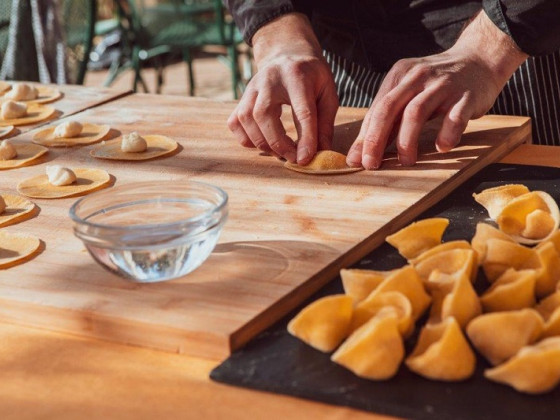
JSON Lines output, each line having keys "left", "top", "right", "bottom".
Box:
{"left": 183, "top": 48, "right": 195, "bottom": 96}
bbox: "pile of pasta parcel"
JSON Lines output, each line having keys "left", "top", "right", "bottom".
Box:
{"left": 288, "top": 184, "right": 560, "bottom": 394}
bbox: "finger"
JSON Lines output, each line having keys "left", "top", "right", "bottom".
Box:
{"left": 228, "top": 109, "right": 255, "bottom": 148}
{"left": 395, "top": 87, "right": 450, "bottom": 166}
{"left": 253, "top": 88, "right": 297, "bottom": 163}
{"left": 316, "top": 83, "right": 339, "bottom": 152}
{"left": 360, "top": 82, "right": 423, "bottom": 170}
{"left": 436, "top": 95, "right": 472, "bottom": 152}
{"left": 287, "top": 84, "right": 318, "bottom": 165}
{"left": 234, "top": 90, "right": 276, "bottom": 155}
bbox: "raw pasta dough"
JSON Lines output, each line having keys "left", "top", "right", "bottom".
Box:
{"left": 121, "top": 132, "right": 147, "bottom": 153}
{"left": 5, "top": 83, "right": 38, "bottom": 101}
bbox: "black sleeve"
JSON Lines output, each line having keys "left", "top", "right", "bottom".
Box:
{"left": 223, "top": 1, "right": 296, "bottom": 46}
{"left": 483, "top": 0, "right": 560, "bottom": 55}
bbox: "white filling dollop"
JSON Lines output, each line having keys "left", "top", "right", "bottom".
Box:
{"left": 0, "top": 195, "right": 5, "bottom": 214}
{"left": 46, "top": 165, "right": 77, "bottom": 186}
{"left": 121, "top": 132, "right": 147, "bottom": 153}
{"left": 54, "top": 121, "right": 83, "bottom": 138}
{"left": 1, "top": 100, "right": 27, "bottom": 120}
{"left": 5, "top": 83, "right": 38, "bottom": 101}
{"left": 0, "top": 139, "right": 17, "bottom": 160}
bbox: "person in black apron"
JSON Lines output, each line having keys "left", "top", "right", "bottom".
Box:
{"left": 224, "top": 1, "right": 560, "bottom": 169}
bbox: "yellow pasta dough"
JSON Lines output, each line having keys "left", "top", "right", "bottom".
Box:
{"left": 480, "top": 268, "right": 537, "bottom": 312}
{"left": 497, "top": 191, "right": 560, "bottom": 244}
{"left": 0, "top": 103, "right": 55, "bottom": 127}
{"left": 284, "top": 150, "right": 363, "bottom": 175}
{"left": 485, "top": 337, "right": 560, "bottom": 394}
{"left": 429, "top": 270, "right": 481, "bottom": 329}
{"left": 90, "top": 134, "right": 178, "bottom": 161}
{"left": 386, "top": 218, "right": 449, "bottom": 260}
{"left": 17, "top": 168, "right": 111, "bottom": 199}
{"left": 340, "top": 268, "right": 393, "bottom": 302}
{"left": 471, "top": 222, "right": 515, "bottom": 265}
{"left": 473, "top": 184, "right": 530, "bottom": 219}
{"left": 287, "top": 294, "right": 353, "bottom": 353}
{"left": 414, "top": 248, "right": 477, "bottom": 284}
{"left": 0, "top": 194, "right": 37, "bottom": 228}
{"left": 535, "top": 291, "right": 560, "bottom": 338}
{"left": 467, "top": 309, "right": 544, "bottom": 366}
{"left": 0, "top": 231, "right": 42, "bottom": 269}
{"left": 406, "top": 317, "right": 476, "bottom": 381}
{"left": 410, "top": 240, "right": 472, "bottom": 265}
{"left": 0, "top": 142, "right": 47, "bottom": 170}
{"left": 534, "top": 242, "right": 560, "bottom": 298}
{"left": 482, "top": 239, "right": 539, "bottom": 282}
{"left": 331, "top": 311, "right": 404, "bottom": 380}
{"left": 363, "top": 265, "right": 431, "bottom": 321}
{"left": 0, "top": 139, "right": 17, "bottom": 160}
{"left": 350, "top": 291, "right": 413, "bottom": 337}
{"left": 32, "top": 123, "right": 110, "bottom": 147}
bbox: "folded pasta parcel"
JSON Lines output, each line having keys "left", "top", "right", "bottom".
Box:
{"left": 340, "top": 268, "right": 393, "bottom": 302}
{"left": 287, "top": 294, "right": 353, "bottom": 353}
{"left": 485, "top": 337, "right": 560, "bottom": 394}
{"left": 406, "top": 317, "right": 476, "bottom": 381}
{"left": 386, "top": 218, "right": 449, "bottom": 260}
{"left": 331, "top": 309, "right": 404, "bottom": 380}
{"left": 467, "top": 309, "right": 544, "bottom": 366}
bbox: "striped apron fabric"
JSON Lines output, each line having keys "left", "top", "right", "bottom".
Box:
{"left": 324, "top": 49, "right": 560, "bottom": 145}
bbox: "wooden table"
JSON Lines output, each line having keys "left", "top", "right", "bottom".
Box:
{"left": 0, "top": 145, "right": 553, "bottom": 420}
{"left": 0, "top": 81, "right": 551, "bottom": 418}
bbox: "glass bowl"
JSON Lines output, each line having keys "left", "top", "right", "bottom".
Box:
{"left": 69, "top": 181, "right": 228, "bottom": 283}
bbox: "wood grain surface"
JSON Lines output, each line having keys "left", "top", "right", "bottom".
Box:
{"left": 0, "top": 93, "right": 531, "bottom": 358}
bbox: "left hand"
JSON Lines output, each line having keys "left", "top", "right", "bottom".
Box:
{"left": 346, "top": 10, "right": 529, "bottom": 170}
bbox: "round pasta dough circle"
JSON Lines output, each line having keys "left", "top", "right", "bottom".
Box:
{"left": 0, "top": 193, "right": 37, "bottom": 227}
{"left": 0, "top": 231, "right": 42, "bottom": 269}
{"left": 17, "top": 168, "right": 112, "bottom": 199}
{"left": 0, "top": 143, "right": 48, "bottom": 170}
{"left": 0, "top": 103, "right": 55, "bottom": 127}
{"left": 33, "top": 123, "right": 110, "bottom": 147}
{"left": 90, "top": 134, "right": 178, "bottom": 161}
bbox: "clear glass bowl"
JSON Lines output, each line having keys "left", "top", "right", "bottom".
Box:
{"left": 69, "top": 181, "right": 228, "bottom": 283}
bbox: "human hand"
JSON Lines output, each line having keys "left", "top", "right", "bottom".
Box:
{"left": 347, "top": 10, "right": 529, "bottom": 170}
{"left": 227, "top": 13, "right": 339, "bottom": 165}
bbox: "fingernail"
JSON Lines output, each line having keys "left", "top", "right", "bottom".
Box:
{"left": 399, "top": 155, "right": 415, "bottom": 167}
{"left": 346, "top": 149, "right": 362, "bottom": 166}
{"left": 285, "top": 150, "right": 297, "bottom": 163}
{"left": 297, "top": 146, "right": 311, "bottom": 164}
{"left": 363, "top": 154, "right": 380, "bottom": 170}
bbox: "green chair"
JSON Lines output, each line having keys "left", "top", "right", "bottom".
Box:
{"left": 61, "top": 0, "right": 97, "bottom": 84}
{"left": 109, "top": 0, "right": 249, "bottom": 98}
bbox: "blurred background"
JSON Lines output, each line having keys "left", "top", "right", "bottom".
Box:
{"left": 0, "top": 0, "right": 253, "bottom": 100}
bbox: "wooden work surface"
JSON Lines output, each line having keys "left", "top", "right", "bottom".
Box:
{"left": 0, "top": 94, "right": 530, "bottom": 359}
{"left": 3, "top": 83, "right": 130, "bottom": 134}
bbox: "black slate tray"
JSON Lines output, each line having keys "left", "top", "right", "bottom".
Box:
{"left": 210, "top": 163, "right": 560, "bottom": 420}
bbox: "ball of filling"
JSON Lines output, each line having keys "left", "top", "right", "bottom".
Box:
{"left": 46, "top": 165, "right": 77, "bottom": 186}
{"left": 0, "top": 139, "right": 17, "bottom": 160}
{"left": 0, "top": 195, "right": 5, "bottom": 214}
{"left": 121, "top": 132, "right": 147, "bottom": 153}
{"left": 5, "top": 83, "right": 38, "bottom": 101}
{"left": 1, "top": 100, "right": 27, "bottom": 120}
{"left": 54, "top": 121, "right": 83, "bottom": 138}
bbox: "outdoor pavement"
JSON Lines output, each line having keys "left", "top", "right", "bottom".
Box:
{"left": 84, "top": 47, "right": 242, "bottom": 101}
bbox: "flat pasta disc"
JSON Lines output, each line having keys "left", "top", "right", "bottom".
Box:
{"left": 284, "top": 150, "right": 363, "bottom": 175}
{"left": 0, "top": 85, "right": 62, "bottom": 104}
{"left": 32, "top": 123, "right": 110, "bottom": 147}
{"left": 0, "top": 194, "right": 37, "bottom": 227}
{"left": 0, "top": 125, "right": 15, "bottom": 139}
{"left": 90, "top": 134, "right": 178, "bottom": 161}
{"left": 0, "top": 143, "right": 48, "bottom": 170}
{"left": 17, "top": 168, "right": 112, "bottom": 199}
{"left": 0, "top": 231, "right": 42, "bottom": 269}
{"left": 0, "top": 104, "right": 56, "bottom": 127}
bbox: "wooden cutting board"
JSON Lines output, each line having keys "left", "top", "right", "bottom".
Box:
{"left": 0, "top": 93, "right": 530, "bottom": 358}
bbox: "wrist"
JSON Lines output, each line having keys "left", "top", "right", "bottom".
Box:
{"left": 452, "top": 10, "right": 528, "bottom": 87}
{"left": 252, "top": 13, "right": 323, "bottom": 66}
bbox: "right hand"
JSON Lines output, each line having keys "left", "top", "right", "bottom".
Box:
{"left": 227, "top": 13, "right": 339, "bottom": 165}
